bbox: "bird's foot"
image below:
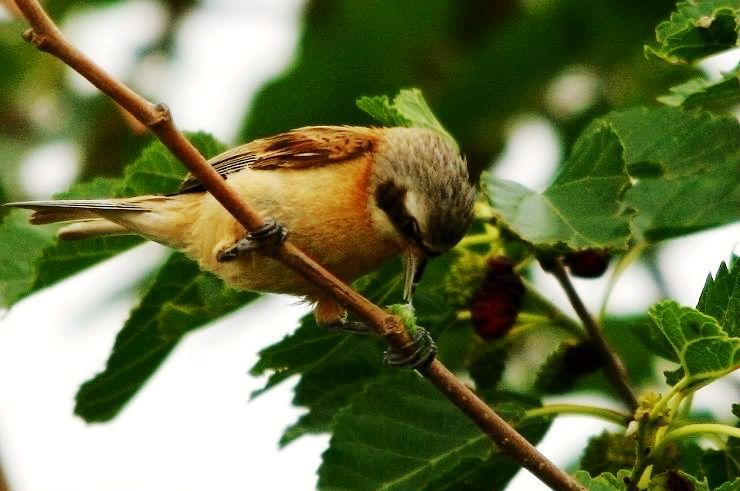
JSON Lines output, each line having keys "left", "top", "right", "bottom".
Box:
{"left": 383, "top": 327, "right": 437, "bottom": 370}
{"left": 217, "top": 218, "right": 287, "bottom": 262}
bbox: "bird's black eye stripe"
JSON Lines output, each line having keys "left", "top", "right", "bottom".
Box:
{"left": 376, "top": 181, "right": 424, "bottom": 242}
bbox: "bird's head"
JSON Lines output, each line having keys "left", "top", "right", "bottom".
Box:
{"left": 373, "top": 127, "right": 476, "bottom": 301}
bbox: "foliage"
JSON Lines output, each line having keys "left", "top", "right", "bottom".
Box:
{"left": 645, "top": 0, "right": 739, "bottom": 64}
{"left": 76, "top": 252, "right": 258, "bottom": 421}
{"left": 1, "top": 0, "right": 739, "bottom": 490}
{"left": 658, "top": 65, "right": 740, "bottom": 110}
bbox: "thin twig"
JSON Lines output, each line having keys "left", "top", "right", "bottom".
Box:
{"left": 545, "top": 258, "right": 638, "bottom": 411}
{"left": 12, "top": 2, "right": 583, "bottom": 489}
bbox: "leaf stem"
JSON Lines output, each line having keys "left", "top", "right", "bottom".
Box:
{"left": 544, "top": 258, "right": 638, "bottom": 411}
{"left": 648, "top": 378, "right": 688, "bottom": 421}
{"left": 653, "top": 423, "right": 740, "bottom": 458}
{"left": 524, "top": 404, "right": 631, "bottom": 426}
{"left": 12, "top": 2, "right": 584, "bottom": 489}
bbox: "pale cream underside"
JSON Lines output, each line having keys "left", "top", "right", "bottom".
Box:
{"left": 111, "top": 155, "right": 403, "bottom": 301}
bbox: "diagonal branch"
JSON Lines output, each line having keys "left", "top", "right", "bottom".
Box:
{"left": 12, "top": 2, "right": 583, "bottom": 489}
{"left": 545, "top": 258, "right": 638, "bottom": 411}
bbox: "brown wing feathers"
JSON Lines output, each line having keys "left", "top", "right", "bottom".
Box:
{"left": 178, "top": 126, "right": 378, "bottom": 193}
{"left": 250, "top": 126, "right": 376, "bottom": 169}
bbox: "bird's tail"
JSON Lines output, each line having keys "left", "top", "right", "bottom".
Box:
{"left": 5, "top": 196, "right": 191, "bottom": 246}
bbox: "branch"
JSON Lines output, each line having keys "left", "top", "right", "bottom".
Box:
{"left": 13, "top": 2, "right": 583, "bottom": 489}
{"left": 544, "top": 258, "right": 638, "bottom": 411}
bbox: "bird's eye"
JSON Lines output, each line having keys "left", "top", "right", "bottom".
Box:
{"left": 400, "top": 217, "right": 421, "bottom": 242}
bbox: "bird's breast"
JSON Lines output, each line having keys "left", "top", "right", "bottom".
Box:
{"left": 183, "top": 156, "right": 402, "bottom": 298}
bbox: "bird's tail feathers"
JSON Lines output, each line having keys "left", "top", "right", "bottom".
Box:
{"left": 56, "top": 219, "right": 132, "bottom": 240}
{"left": 5, "top": 195, "right": 194, "bottom": 247}
{"left": 6, "top": 199, "right": 152, "bottom": 225}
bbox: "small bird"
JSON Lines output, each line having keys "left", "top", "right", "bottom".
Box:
{"left": 8, "top": 126, "right": 476, "bottom": 331}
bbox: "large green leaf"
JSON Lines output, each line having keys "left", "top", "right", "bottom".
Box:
{"left": 607, "top": 108, "right": 739, "bottom": 241}
{"left": 420, "top": 392, "right": 551, "bottom": 491}
{"left": 488, "top": 107, "right": 740, "bottom": 250}
{"left": 251, "top": 314, "right": 386, "bottom": 446}
{"left": 317, "top": 372, "right": 492, "bottom": 491}
{"left": 488, "top": 121, "right": 631, "bottom": 251}
{"left": 75, "top": 252, "right": 256, "bottom": 422}
{"left": 249, "top": 262, "right": 399, "bottom": 445}
{"left": 646, "top": 0, "right": 739, "bottom": 64}
{"left": 697, "top": 259, "right": 739, "bottom": 337}
{"left": 251, "top": 254, "right": 470, "bottom": 445}
{"left": 645, "top": 300, "right": 740, "bottom": 389}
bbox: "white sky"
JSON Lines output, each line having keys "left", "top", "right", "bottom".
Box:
{"left": 0, "top": 2, "right": 738, "bottom": 490}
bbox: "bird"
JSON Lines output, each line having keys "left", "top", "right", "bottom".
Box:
{"left": 7, "top": 126, "right": 476, "bottom": 335}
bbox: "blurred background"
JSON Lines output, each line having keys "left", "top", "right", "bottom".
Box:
{"left": 0, "top": 0, "right": 737, "bottom": 489}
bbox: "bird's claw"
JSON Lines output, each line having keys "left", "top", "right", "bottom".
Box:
{"left": 217, "top": 217, "right": 288, "bottom": 262}
{"left": 383, "top": 327, "right": 437, "bottom": 370}
{"left": 322, "top": 319, "right": 436, "bottom": 369}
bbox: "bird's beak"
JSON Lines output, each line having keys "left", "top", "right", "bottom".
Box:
{"left": 402, "top": 248, "right": 429, "bottom": 303}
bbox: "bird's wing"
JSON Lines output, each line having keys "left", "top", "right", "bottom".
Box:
{"left": 178, "top": 126, "right": 379, "bottom": 193}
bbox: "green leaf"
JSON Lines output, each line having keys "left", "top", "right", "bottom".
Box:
{"left": 658, "top": 66, "right": 740, "bottom": 110}
{"left": 702, "top": 447, "right": 740, "bottom": 489}
{"left": 645, "top": 0, "right": 739, "bottom": 64}
{"left": 0, "top": 177, "right": 126, "bottom": 306}
{"left": 250, "top": 254, "right": 467, "bottom": 445}
{"left": 75, "top": 252, "right": 256, "bottom": 422}
{"left": 0, "top": 133, "right": 224, "bottom": 306}
{"left": 356, "top": 88, "right": 457, "bottom": 150}
{"left": 249, "top": 261, "right": 400, "bottom": 444}
{"left": 606, "top": 108, "right": 740, "bottom": 242}
{"left": 31, "top": 236, "right": 144, "bottom": 293}
{"left": 0, "top": 210, "right": 55, "bottom": 306}
{"left": 317, "top": 372, "right": 491, "bottom": 491}
{"left": 254, "top": 316, "right": 386, "bottom": 446}
{"left": 646, "top": 300, "right": 740, "bottom": 389}
{"left": 714, "top": 478, "right": 740, "bottom": 491}
{"left": 120, "top": 132, "right": 224, "bottom": 196}
{"left": 488, "top": 107, "right": 739, "bottom": 250}
{"left": 697, "top": 260, "right": 739, "bottom": 337}
{"left": 488, "top": 121, "right": 632, "bottom": 251}
{"left": 420, "top": 391, "right": 551, "bottom": 491}
{"left": 355, "top": 95, "right": 412, "bottom": 127}
{"left": 700, "top": 420, "right": 740, "bottom": 490}
{"left": 574, "top": 470, "right": 627, "bottom": 491}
